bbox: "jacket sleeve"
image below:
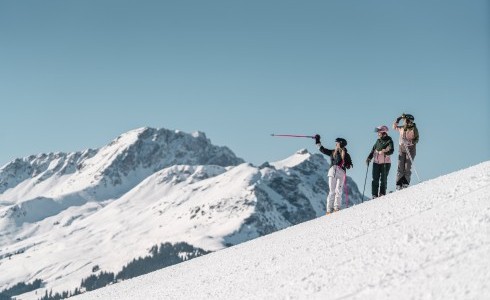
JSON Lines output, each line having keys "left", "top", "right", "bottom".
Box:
{"left": 367, "top": 145, "right": 375, "bottom": 160}
{"left": 386, "top": 138, "right": 395, "bottom": 155}
{"left": 392, "top": 120, "right": 400, "bottom": 131}
{"left": 413, "top": 125, "right": 419, "bottom": 144}
{"left": 317, "top": 143, "right": 333, "bottom": 156}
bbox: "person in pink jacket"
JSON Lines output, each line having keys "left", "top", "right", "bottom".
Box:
{"left": 393, "top": 113, "right": 419, "bottom": 190}
{"left": 366, "top": 125, "right": 394, "bottom": 198}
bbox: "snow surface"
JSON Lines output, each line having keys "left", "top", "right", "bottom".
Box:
{"left": 1, "top": 128, "right": 364, "bottom": 299}
{"left": 0, "top": 127, "right": 250, "bottom": 298}
{"left": 74, "top": 162, "right": 490, "bottom": 300}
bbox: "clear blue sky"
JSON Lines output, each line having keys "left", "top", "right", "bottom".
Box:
{"left": 1, "top": 0, "right": 489, "bottom": 191}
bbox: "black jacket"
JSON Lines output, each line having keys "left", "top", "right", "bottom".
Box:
{"left": 367, "top": 135, "right": 394, "bottom": 160}
{"left": 318, "top": 145, "right": 350, "bottom": 171}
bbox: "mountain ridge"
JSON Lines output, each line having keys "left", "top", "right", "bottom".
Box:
{"left": 0, "top": 127, "right": 362, "bottom": 299}
{"left": 0, "top": 127, "right": 244, "bottom": 225}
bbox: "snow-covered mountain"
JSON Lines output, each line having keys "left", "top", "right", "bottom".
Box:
{"left": 73, "top": 161, "right": 490, "bottom": 300}
{"left": 0, "top": 127, "right": 363, "bottom": 300}
{"left": 0, "top": 127, "right": 243, "bottom": 225}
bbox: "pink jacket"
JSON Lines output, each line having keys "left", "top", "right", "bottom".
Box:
{"left": 373, "top": 151, "right": 391, "bottom": 164}
{"left": 393, "top": 122, "right": 419, "bottom": 146}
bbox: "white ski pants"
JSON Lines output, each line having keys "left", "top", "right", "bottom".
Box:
{"left": 327, "top": 166, "right": 345, "bottom": 212}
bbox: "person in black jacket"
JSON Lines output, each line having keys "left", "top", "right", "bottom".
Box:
{"left": 315, "top": 135, "right": 352, "bottom": 214}
{"left": 366, "top": 125, "right": 394, "bottom": 198}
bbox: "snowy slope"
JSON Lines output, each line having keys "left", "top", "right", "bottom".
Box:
{"left": 74, "top": 161, "right": 490, "bottom": 300}
{"left": 0, "top": 128, "right": 363, "bottom": 299}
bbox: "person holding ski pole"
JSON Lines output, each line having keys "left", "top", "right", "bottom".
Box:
{"left": 314, "top": 134, "right": 352, "bottom": 214}
{"left": 366, "top": 125, "right": 394, "bottom": 198}
{"left": 393, "top": 113, "right": 419, "bottom": 190}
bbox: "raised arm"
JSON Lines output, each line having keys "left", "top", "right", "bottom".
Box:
{"left": 393, "top": 115, "right": 403, "bottom": 131}
{"left": 315, "top": 134, "right": 333, "bottom": 156}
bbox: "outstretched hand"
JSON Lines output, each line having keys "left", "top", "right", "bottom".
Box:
{"left": 314, "top": 134, "right": 321, "bottom": 144}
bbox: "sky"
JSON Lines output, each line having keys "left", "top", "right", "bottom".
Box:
{"left": 0, "top": 0, "right": 489, "bottom": 190}
{"left": 73, "top": 162, "right": 490, "bottom": 300}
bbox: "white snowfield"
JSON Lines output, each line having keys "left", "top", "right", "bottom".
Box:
{"left": 75, "top": 161, "right": 490, "bottom": 300}
{"left": 0, "top": 128, "right": 362, "bottom": 299}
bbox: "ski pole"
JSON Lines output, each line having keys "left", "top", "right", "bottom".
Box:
{"left": 271, "top": 134, "right": 315, "bottom": 139}
{"left": 402, "top": 141, "right": 421, "bottom": 183}
{"left": 343, "top": 172, "right": 349, "bottom": 208}
{"left": 362, "top": 161, "right": 370, "bottom": 203}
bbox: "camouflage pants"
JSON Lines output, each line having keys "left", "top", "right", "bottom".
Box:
{"left": 396, "top": 144, "right": 416, "bottom": 185}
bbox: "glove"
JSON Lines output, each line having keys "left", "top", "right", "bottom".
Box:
{"left": 366, "top": 158, "right": 371, "bottom": 165}
{"left": 314, "top": 134, "right": 321, "bottom": 144}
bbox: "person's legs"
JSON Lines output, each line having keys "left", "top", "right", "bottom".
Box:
{"left": 404, "top": 145, "right": 416, "bottom": 186}
{"left": 372, "top": 163, "right": 381, "bottom": 197}
{"left": 380, "top": 163, "right": 391, "bottom": 196}
{"left": 326, "top": 176, "right": 336, "bottom": 213}
{"left": 333, "top": 176, "right": 344, "bottom": 211}
{"left": 396, "top": 145, "right": 407, "bottom": 189}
